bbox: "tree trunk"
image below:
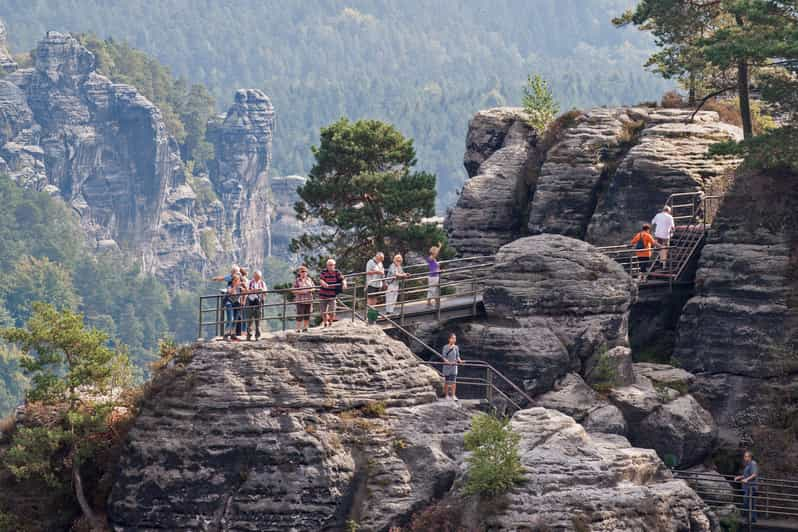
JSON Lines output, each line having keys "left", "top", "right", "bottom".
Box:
{"left": 73, "top": 458, "right": 105, "bottom": 531}
{"left": 735, "top": 13, "right": 753, "bottom": 140}
{"left": 688, "top": 71, "right": 697, "bottom": 106}
{"left": 737, "top": 60, "right": 753, "bottom": 139}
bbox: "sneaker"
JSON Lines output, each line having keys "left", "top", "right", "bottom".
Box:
{"left": 246, "top": 334, "right": 252, "bottom": 341}
{"left": 452, "top": 396, "right": 459, "bottom": 401}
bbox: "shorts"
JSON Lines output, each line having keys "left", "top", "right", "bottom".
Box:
{"left": 245, "top": 302, "right": 261, "bottom": 320}
{"left": 319, "top": 298, "right": 336, "bottom": 314}
{"left": 367, "top": 285, "right": 382, "bottom": 295}
{"left": 427, "top": 276, "right": 440, "bottom": 299}
{"left": 295, "top": 303, "right": 311, "bottom": 319}
{"left": 444, "top": 374, "right": 457, "bottom": 383}
{"left": 656, "top": 237, "right": 669, "bottom": 246}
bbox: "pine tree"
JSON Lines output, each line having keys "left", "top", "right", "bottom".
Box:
{"left": 291, "top": 118, "right": 444, "bottom": 272}
{"left": 522, "top": 74, "right": 560, "bottom": 132}
{"left": 0, "top": 303, "right": 133, "bottom": 529}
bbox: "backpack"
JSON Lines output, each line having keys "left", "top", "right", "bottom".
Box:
{"left": 635, "top": 233, "right": 646, "bottom": 250}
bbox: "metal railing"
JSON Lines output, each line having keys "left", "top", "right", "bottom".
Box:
{"left": 597, "top": 192, "right": 721, "bottom": 286}
{"left": 673, "top": 469, "right": 798, "bottom": 530}
{"left": 336, "top": 295, "right": 534, "bottom": 415}
{"left": 197, "top": 255, "right": 496, "bottom": 340}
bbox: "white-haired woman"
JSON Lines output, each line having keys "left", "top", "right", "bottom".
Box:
{"left": 385, "top": 254, "right": 409, "bottom": 314}
{"left": 246, "top": 270, "right": 267, "bottom": 340}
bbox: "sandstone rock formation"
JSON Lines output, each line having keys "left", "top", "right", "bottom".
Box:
{"left": 585, "top": 109, "right": 742, "bottom": 246}
{"left": 446, "top": 107, "right": 539, "bottom": 256}
{"left": 0, "top": 19, "right": 16, "bottom": 73}
{"left": 610, "top": 364, "right": 716, "bottom": 467}
{"left": 479, "top": 407, "right": 716, "bottom": 531}
{"left": 0, "top": 23, "right": 290, "bottom": 281}
{"left": 444, "top": 234, "right": 637, "bottom": 396}
{"left": 270, "top": 174, "right": 307, "bottom": 258}
{"left": 446, "top": 106, "right": 743, "bottom": 256}
{"left": 109, "top": 322, "right": 473, "bottom": 531}
{"left": 673, "top": 172, "right": 798, "bottom": 449}
{"left": 207, "top": 89, "right": 275, "bottom": 267}
{"left": 527, "top": 107, "right": 636, "bottom": 239}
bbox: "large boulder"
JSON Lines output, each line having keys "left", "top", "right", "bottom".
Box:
{"left": 444, "top": 234, "right": 637, "bottom": 397}
{"left": 610, "top": 365, "right": 717, "bottom": 467}
{"left": 534, "top": 373, "right": 628, "bottom": 435}
{"left": 108, "top": 322, "right": 473, "bottom": 531}
{"left": 446, "top": 107, "right": 540, "bottom": 256}
{"left": 477, "top": 407, "right": 716, "bottom": 531}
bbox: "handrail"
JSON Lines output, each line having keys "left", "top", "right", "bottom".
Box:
{"left": 335, "top": 294, "right": 533, "bottom": 414}
{"left": 673, "top": 469, "right": 798, "bottom": 527}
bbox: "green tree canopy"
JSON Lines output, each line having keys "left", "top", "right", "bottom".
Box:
{"left": 291, "top": 118, "right": 444, "bottom": 271}
{"left": 0, "top": 303, "right": 133, "bottom": 529}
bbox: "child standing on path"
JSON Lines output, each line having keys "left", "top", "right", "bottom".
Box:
{"left": 442, "top": 333, "right": 462, "bottom": 401}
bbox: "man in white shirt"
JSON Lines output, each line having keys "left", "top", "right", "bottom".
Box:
{"left": 651, "top": 206, "right": 675, "bottom": 268}
{"left": 365, "top": 252, "right": 385, "bottom": 323}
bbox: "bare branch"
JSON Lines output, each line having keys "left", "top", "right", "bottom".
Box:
{"left": 687, "top": 86, "right": 737, "bottom": 122}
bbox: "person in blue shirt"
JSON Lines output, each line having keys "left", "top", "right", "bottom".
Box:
{"left": 735, "top": 450, "right": 759, "bottom": 523}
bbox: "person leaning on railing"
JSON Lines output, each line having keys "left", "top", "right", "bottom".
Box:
{"left": 735, "top": 450, "right": 759, "bottom": 523}
{"left": 292, "top": 265, "right": 314, "bottom": 332}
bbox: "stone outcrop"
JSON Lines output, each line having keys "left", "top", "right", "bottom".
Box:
{"left": 444, "top": 234, "right": 637, "bottom": 396}
{"left": 477, "top": 407, "right": 716, "bottom": 531}
{"left": 109, "top": 322, "right": 473, "bottom": 531}
{"left": 269, "top": 174, "right": 307, "bottom": 258}
{"left": 445, "top": 106, "right": 743, "bottom": 256}
{"left": 527, "top": 108, "right": 636, "bottom": 239}
{"left": 0, "top": 19, "right": 16, "bottom": 73}
{"left": 610, "top": 364, "right": 717, "bottom": 467}
{"left": 534, "top": 373, "right": 628, "bottom": 435}
{"left": 586, "top": 109, "right": 742, "bottom": 246}
{"left": 673, "top": 171, "right": 798, "bottom": 449}
{"left": 446, "top": 107, "right": 539, "bottom": 256}
{"left": 207, "top": 89, "right": 275, "bottom": 268}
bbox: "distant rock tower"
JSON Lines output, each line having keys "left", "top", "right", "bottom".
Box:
{"left": 207, "top": 89, "right": 276, "bottom": 269}
{"left": 0, "top": 19, "right": 17, "bottom": 73}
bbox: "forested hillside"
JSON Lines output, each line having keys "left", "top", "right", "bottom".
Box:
{"left": 0, "top": 177, "right": 201, "bottom": 417}
{"left": 0, "top": 0, "right": 672, "bottom": 208}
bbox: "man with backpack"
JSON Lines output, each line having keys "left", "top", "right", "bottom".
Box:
{"left": 630, "top": 223, "right": 656, "bottom": 278}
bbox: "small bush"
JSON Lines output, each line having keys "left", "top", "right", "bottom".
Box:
{"left": 361, "top": 401, "right": 386, "bottom": 418}
{"left": 407, "top": 500, "right": 465, "bottom": 532}
{"left": 463, "top": 413, "right": 524, "bottom": 497}
{"left": 345, "top": 519, "right": 359, "bottom": 532}
{"left": 703, "top": 98, "right": 776, "bottom": 135}
{"left": 589, "top": 350, "right": 618, "bottom": 394}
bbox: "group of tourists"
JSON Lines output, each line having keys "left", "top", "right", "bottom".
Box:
{"left": 629, "top": 204, "right": 676, "bottom": 277}
{"left": 212, "top": 244, "right": 443, "bottom": 339}
{"left": 212, "top": 266, "right": 268, "bottom": 341}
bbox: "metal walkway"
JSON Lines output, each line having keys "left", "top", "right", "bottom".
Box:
{"left": 197, "top": 191, "right": 719, "bottom": 339}
{"left": 673, "top": 469, "right": 798, "bottom": 531}
{"left": 598, "top": 191, "right": 719, "bottom": 288}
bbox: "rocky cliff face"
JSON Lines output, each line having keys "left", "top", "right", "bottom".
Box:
{"left": 0, "top": 24, "right": 286, "bottom": 282}
{"left": 447, "top": 106, "right": 742, "bottom": 252}
{"left": 0, "top": 19, "right": 16, "bottom": 73}
{"left": 109, "top": 322, "right": 716, "bottom": 531}
{"left": 445, "top": 107, "right": 540, "bottom": 256}
{"left": 207, "top": 89, "right": 275, "bottom": 267}
{"left": 673, "top": 172, "right": 798, "bottom": 452}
